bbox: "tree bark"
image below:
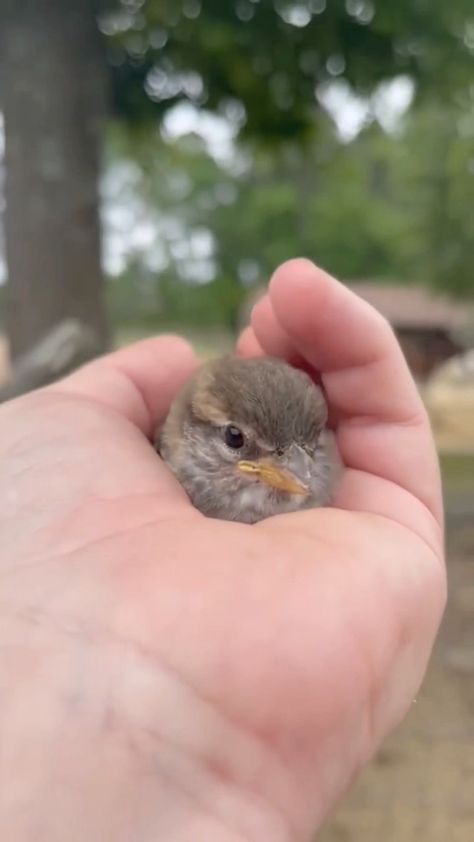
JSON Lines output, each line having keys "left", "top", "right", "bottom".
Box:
{"left": 0, "top": 0, "right": 109, "bottom": 359}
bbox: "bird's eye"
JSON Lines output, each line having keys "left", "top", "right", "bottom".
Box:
{"left": 224, "top": 425, "right": 245, "bottom": 449}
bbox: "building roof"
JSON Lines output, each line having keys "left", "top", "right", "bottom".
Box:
{"left": 348, "top": 283, "right": 470, "bottom": 331}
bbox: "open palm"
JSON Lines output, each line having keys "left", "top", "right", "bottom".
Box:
{"left": 0, "top": 260, "right": 445, "bottom": 842}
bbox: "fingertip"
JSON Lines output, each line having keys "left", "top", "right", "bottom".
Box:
{"left": 270, "top": 257, "right": 317, "bottom": 282}
{"left": 268, "top": 259, "right": 391, "bottom": 370}
{"left": 269, "top": 258, "right": 323, "bottom": 295}
{"left": 235, "top": 326, "right": 265, "bottom": 358}
{"left": 250, "top": 294, "right": 272, "bottom": 330}
{"left": 251, "top": 295, "right": 295, "bottom": 359}
{"left": 269, "top": 258, "right": 334, "bottom": 323}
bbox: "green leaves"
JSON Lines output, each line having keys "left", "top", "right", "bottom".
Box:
{"left": 103, "top": 0, "right": 473, "bottom": 138}
{"left": 101, "top": 0, "right": 473, "bottom": 333}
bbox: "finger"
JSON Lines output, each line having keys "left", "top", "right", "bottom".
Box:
{"left": 237, "top": 321, "right": 326, "bottom": 408}
{"left": 235, "top": 326, "right": 265, "bottom": 358}
{"left": 250, "top": 296, "right": 324, "bottom": 387}
{"left": 237, "top": 321, "right": 314, "bottom": 381}
{"left": 250, "top": 297, "right": 294, "bottom": 359}
{"left": 251, "top": 261, "right": 441, "bottom": 523}
{"left": 267, "top": 260, "right": 424, "bottom": 422}
{"left": 333, "top": 469, "right": 442, "bottom": 557}
{"left": 53, "top": 336, "right": 198, "bottom": 437}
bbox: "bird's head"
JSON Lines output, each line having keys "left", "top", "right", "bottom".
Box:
{"left": 159, "top": 356, "right": 339, "bottom": 523}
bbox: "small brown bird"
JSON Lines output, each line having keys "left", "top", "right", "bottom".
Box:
{"left": 157, "top": 355, "right": 340, "bottom": 524}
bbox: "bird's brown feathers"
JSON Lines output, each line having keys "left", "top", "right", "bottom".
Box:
{"left": 158, "top": 355, "right": 339, "bottom": 523}
{"left": 184, "top": 355, "right": 327, "bottom": 448}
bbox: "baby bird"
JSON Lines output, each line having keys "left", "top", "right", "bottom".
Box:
{"left": 157, "top": 355, "right": 340, "bottom": 524}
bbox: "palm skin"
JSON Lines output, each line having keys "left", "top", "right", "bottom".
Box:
{"left": 0, "top": 260, "right": 445, "bottom": 842}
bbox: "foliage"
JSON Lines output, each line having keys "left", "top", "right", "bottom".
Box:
{"left": 102, "top": 0, "right": 474, "bottom": 139}
{"left": 98, "top": 0, "right": 473, "bottom": 331}
{"left": 397, "top": 105, "right": 474, "bottom": 296}
{"left": 104, "top": 89, "right": 473, "bottom": 332}
{"left": 3, "top": 0, "right": 471, "bottom": 356}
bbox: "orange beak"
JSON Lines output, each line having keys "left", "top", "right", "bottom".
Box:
{"left": 237, "top": 459, "right": 310, "bottom": 496}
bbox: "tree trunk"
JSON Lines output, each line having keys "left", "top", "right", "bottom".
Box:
{"left": 0, "top": 0, "right": 109, "bottom": 359}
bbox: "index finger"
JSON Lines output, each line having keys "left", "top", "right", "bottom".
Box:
{"left": 250, "top": 260, "right": 442, "bottom": 524}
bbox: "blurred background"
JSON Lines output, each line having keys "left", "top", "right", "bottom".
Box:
{"left": 0, "top": 1, "right": 473, "bottom": 838}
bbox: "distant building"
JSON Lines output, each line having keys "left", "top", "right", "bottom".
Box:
{"left": 349, "top": 283, "right": 470, "bottom": 380}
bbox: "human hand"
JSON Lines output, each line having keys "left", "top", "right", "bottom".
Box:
{"left": 0, "top": 260, "right": 445, "bottom": 842}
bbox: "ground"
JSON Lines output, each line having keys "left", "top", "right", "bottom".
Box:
{"left": 318, "top": 457, "right": 474, "bottom": 842}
